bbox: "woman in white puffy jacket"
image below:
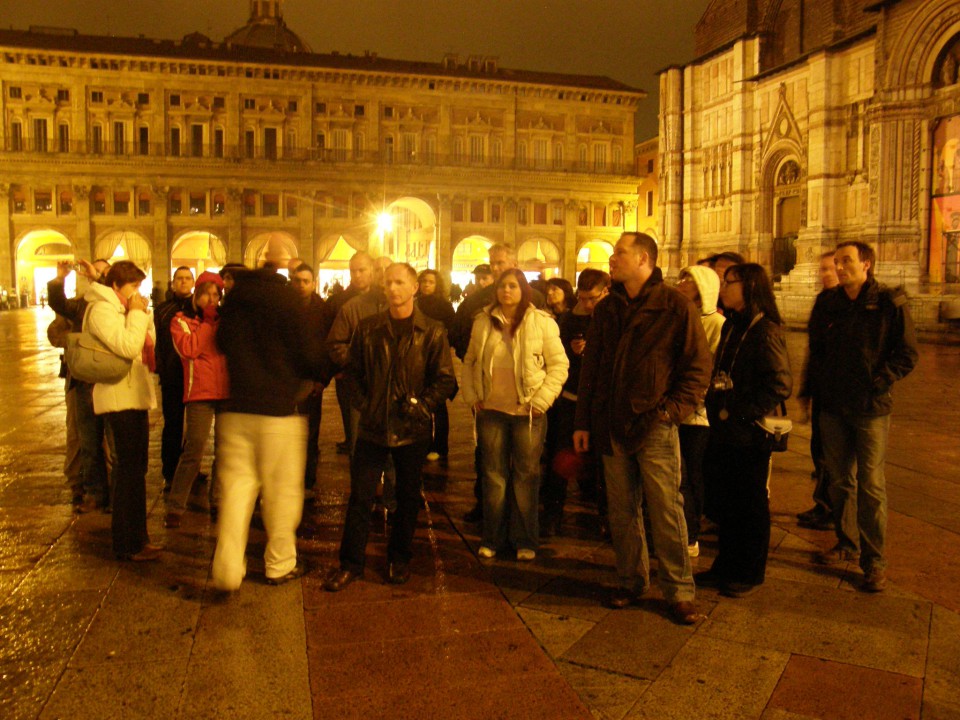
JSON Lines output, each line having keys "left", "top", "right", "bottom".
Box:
{"left": 462, "top": 268, "right": 568, "bottom": 561}
{"left": 84, "top": 261, "right": 160, "bottom": 562}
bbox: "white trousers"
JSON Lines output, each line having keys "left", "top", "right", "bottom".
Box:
{"left": 212, "top": 412, "right": 306, "bottom": 591}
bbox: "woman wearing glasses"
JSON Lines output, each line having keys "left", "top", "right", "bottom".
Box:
{"left": 697, "top": 264, "right": 792, "bottom": 598}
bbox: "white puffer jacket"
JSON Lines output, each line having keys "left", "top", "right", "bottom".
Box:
{"left": 462, "top": 305, "right": 569, "bottom": 415}
{"left": 84, "top": 282, "right": 157, "bottom": 415}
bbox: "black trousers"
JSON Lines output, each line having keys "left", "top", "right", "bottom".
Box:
{"left": 542, "top": 397, "right": 576, "bottom": 514}
{"left": 298, "top": 391, "right": 322, "bottom": 489}
{"left": 105, "top": 410, "right": 150, "bottom": 557}
{"left": 679, "top": 424, "right": 710, "bottom": 544}
{"left": 810, "top": 401, "right": 833, "bottom": 511}
{"left": 703, "top": 437, "right": 771, "bottom": 586}
{"left": 339, "top": 438, "right": 430, "bottom": 573}
{"left": 159, "top": 374, "right": 185, "bottom": 484}
{"left": 429, "top": 401, "right": 449, "bottom": 457}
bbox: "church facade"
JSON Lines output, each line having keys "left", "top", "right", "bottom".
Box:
{"left": 659, "top": 0, "right": 960, "bottom": 330}
{"left": 0, "top": 1, "right": 643, "bottom": 301}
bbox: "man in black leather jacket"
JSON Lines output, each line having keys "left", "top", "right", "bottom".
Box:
{"left": 809, "top": 241, "right": 918, "bottom": 592}
{"left": 325, "top": 263, "right": 457, "bottom": 591}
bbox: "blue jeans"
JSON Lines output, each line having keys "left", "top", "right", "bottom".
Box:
{"left": 602, "top": 422, "right": 694, "bottom": 603}
{"left": 75, "top": 382, "right": 111, "bottom": 505}
{"left": 820, "top": 411, "right": 890, "bottom": 572}
{"left": 477, "top": 410, "right": 546, "bottom": 552}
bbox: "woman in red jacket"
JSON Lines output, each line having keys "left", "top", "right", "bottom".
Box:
{"left": 165, "top": 271, "right": 230, "bottom": 528}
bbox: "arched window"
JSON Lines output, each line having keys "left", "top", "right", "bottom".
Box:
{"left": 933, "top": 34, "right": 960, "bottom": 89}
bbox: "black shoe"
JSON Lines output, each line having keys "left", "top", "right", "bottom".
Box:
{"left": 387, "top": 561, "right": 410, "bottom": 585}
{"left": 265, "top": 560, "right": 308, "bottom": 586}
{"left": 463, "top": 505, "right": 483, "bottom": 523}
{"left": 694, "top": 569, "right": 724, "bottom": 588}
{"left": 324, "top": 568, "right": 362, "bottom": 592}
{"left": 720, "top": 581, "right": 761, "bottom": 598}
{"left": 798, "top": 515, "right": 835, "bottom": 531}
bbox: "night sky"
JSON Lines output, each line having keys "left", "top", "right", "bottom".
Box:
{"left": 5, "top": 0, "right": 713, "bottom": 139}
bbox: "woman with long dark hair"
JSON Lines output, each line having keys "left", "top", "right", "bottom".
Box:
{"left": 415, "top": 269, "right": 456, "bottom": 462}
{"left": 84, "top": 261, "right": 161, "bottom": 561}
{"left": 698, "top": 263, "right": 792, "bottom": 597}
{"left": 462, "top": 269, "right": 568, "bottom": 561}
{"left": 545, "top": 277, "right": 576, "bottom": 318}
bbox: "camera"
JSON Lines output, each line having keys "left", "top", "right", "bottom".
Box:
{"left": 711, "top": 371, "right": 734, "bottom": 392}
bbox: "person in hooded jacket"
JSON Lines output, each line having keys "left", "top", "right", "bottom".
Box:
{"left": 675, "top": 264, "right": 726, "bottom": 556}
{"left": 164, "top": 271, "right": 229, "bottom": 529}
{"left": 84, "top": 261, "right": 161, "bottom": 562}
{"left": 699, "top": 263, "right": 792, "bottom": 598}
{"left": 462, "top": 268, "right": 568, "bottom": 561}
{"left": 415, "top": 269, "right": 456, "bottom": 462}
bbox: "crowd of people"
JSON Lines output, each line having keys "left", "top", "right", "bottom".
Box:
{"left": 46, "top": 231, "right": 918, "bottom": 621}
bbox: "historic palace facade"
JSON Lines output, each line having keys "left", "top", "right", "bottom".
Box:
{"left": 0, "top": 0, "right": 643, "bottom": 301}
{"left": 659, "top": 0, "right": 960, "bottom": 330}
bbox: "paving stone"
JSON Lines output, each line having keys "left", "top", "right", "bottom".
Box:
{"left": 557, "top": 662, "right": 651, "bottom": 720}
{"left": 700, "top": 579, "right": 930, "bottom": 677}
{"left": 766, "top": 655, "right": 921, "bottom": 720}
{"left": 0, "top": 589, "right": 102, "bottom": 663}
{"left": 307, "top": 628, "right": 557, "bottom": 699}
{"left": 623, "top": 634, "right": 790, "bottom": 720}
{"left": 560, "top": 599, "right": 707, "bottom": 680}
{"left": 520, "top": 573, "right": 617, "bottom": 622}
{"left": 922, "top": 606, "right": 960, "bottom": 719}
{"left": 516, "top": 606, "right": 597, "bottom": 658}
{"left": 886, "top": 511, "right": 960, "bottom": 614}
{"left": 305, "top": 590, "right": 523, "bottom": 646}
{"left": 70, "top": 570, "right": 201, "bottom": 666}
{"left": 0, "top": 659, "right": 67, "bottom": 720}
{"left": 310, "top": 672, "right": 591, "bottom": 720}
{"left": 39, "top": 659, "right": 186, "bottom": 720}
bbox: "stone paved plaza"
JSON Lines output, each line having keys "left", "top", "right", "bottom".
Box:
{"left": 1, "top": 307, "right": 959, "bottom": 719}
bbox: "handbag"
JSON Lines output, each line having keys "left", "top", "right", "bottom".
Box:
{"left": 755, "top": 401, "right": 791, "bottom": 452}
{"left": 64, "top": 306, "right": 132, "bottom": 384}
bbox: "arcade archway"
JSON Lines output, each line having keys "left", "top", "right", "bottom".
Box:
{"left": 315, "top": 233, "right": 364, "bottom": 296}
{"left": 576, "top": 240, "right": 614, "bottom": 279}
{"left": 244, "top": 231, "right": 299, "bottom": 276}
{"left": 368, "top": 196, "right": 437, "bottom": 268}
{"left": 95, "top": 230, "right": 154, "bottom": 296}
{"left": 15, "top": 229, "right": 76, "bottom": 305}
{"left": 451, "top": 235, "right": 492, "bottom": 293}
{"left": 170, "top": 231, "right": 226, "bottom": 277}
{"left": 517, "top": 238, "right": 560, "bottom": 280}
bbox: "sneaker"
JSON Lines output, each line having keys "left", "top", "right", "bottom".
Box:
{"left": 516, "top": 548, "right": 536, "bottom": 562}
{"left": 265, "top": 560, "right": 308, "bottom": 586}
{"left": 687, "top": 541, "right": 700, "bottom": 558}
{"left": 478, "top": 546, "right": 496, "bottom": 559}
{"left": 425, "top": 452, "right": 441, "bottom": 462}
{"left": 816, "top": 545, "right": 860, "bottom": 566}
{"left": 862, "top": 568, "right": 887, "bottom": 593}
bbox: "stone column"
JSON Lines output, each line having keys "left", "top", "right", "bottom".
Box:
{"left": 504, "top": 198, "right": 518, "bottom": 248}
{"left": 562, "top": 199, "right": 578, "bottom": 279}
{"left": 659, "top": 67, "right": 684, "bottom": 269}
{"left": 74, "top": 185, "right": 93, "bottom": 259}
{"left": 435, "top": 195, "right": 452, "bottom": 275}
{"left": 151, "top": 186, "right": 169, "bottom": 282}
{"left": 226, "top": 188, "right": 244, "bottom": 264}
{"left": 0, "top": 184, "right": 12, "bottom": 288}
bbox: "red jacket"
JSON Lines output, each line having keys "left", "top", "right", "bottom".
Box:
{"left": 170, "top": 311, "right": 230, "bottom": 403}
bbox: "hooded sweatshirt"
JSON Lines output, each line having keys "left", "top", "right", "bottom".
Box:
{"left": 680, "top": 265, "right": 725, "bottom": 426}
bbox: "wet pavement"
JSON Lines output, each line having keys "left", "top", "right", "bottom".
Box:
{"left": 1, "top": 306, "right": 959, "bottom": 719}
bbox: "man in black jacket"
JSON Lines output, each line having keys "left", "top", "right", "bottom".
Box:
{"left": 154, "top": 266, "right": 195, "bottom": 491}
{"left": 574, "top": 232, "right": 711, "bottom": 625}
{"left": 325, "top": 263, "right": 457, "bottom": 590}
{"left": 290, "top": 263, "right": 329, "bottom": 494}
{"left": 212, "top": 267, "right": 330, "bottom": 591}
{"left": 809, "top": 241, "right": 918, "bottom": 592}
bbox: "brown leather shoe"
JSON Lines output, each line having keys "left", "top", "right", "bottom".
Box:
{"left": 120, "top": 545, "right": 162, "bottom": 562}
{"left": 387, "top": 562, "right": 410, "bottom": 585}
{"left": 323, "top": 568, "right": 361, "bottom": 592}
{"left": 669, "top": 601, "right": 704, "bottom": 625}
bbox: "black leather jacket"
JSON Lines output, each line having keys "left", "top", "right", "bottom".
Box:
{"left": 705, "top": 312, "right": 793, "bottom": 446}
{"left": 347, "top": 308, "right": 458, "bottom": 447}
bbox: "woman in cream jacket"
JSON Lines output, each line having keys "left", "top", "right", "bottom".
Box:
{"left": 84, "top": 261, "right": 160, "bottom": 561}
{"left": 462, "top": 269, "right": 568, "bottom": 561}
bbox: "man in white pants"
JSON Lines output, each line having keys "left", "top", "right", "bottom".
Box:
{"left": 212, "top": 266, "right": 329, "bottom": 591}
